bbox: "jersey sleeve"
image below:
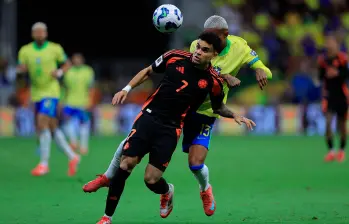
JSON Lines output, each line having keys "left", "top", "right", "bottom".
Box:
{"left": 209, "top": 71, "right": 225, "bottom": 110}
{"left": 56, "top": 44, "right": 68, "bottom": 64}
{"left": 151, "top": 49, "right": 179, "bottom": 73}
{"left": 241, "top": 43, "right": 260, "bottom": 67}
{"left": 17, "top": 47, "right": 26, "bottom": 65}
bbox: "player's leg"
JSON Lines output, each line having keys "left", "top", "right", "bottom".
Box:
{"left": 62, "top": 106, "right": 78, "bottom": 151}
{"left": 149, "top": 125, "right": 180, "bottom": 218}
{"left": 48, "top": 99, "right": 80, "bottom": 176}
{"left": 97, "top": 115, "right": 149, "bottom": 223}
{"left": 82, "top": 138, "right": 126, "bottom": 193}
{"left": 31, "top": 100, "right": 53, "bottom": 176}
{"left": 324, "top": 111, "right": 335, "bottom": 162}
{"left": 182, "top": 113, "right": 216, "bottom": 216}
{"left": 336, "top": 106, "right": 347, "bottom": 162}
{"left": 78, "top": 109, "right": 91, "bottom": 154}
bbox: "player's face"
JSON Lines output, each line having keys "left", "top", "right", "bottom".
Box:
{"left": 32, "top": 28, "right": 47, "bottom": 42}
{"left": 325, "top": 36, "right": 339, "bottom": 52}
{"left": 72, "top": 54, "right": 84, "bottom": 66}
{"left": 192, "top": 40, "right": 218, "bottom": 65}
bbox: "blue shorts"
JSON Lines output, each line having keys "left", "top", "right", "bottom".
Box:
{"left": 182, "top": 112, "right": 216, "bottom": 153}
{"left": 62, "top": 106, "right": 90, "bottom": 123}
{"left": 34, "top": 98, "right": 59, "bottom": 118}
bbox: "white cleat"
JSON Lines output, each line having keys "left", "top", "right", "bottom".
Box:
{"left": 160, "top": 184, "right": 174, "bottom": 218}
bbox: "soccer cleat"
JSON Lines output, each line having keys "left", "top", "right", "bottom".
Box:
{"left": 200, "top": 185, "right": 216, "bottom": 216}
{"left": 83, "top": 174, "right": 110, "bottom": 193}
{"left": 160, "top": 184, "right": 174, "bottom": 218}
{"left": 337, "top": 150, "right": 345, "bottom": 162}
{"left": 324, "top": 151, "right": 336, "bottom": 162}
{"left": 31, "top": 164, "right": 49, "bottom": 176}
{"left": 96, "top": 216, "right": 111, "bottom": 224}
{"left": 68, "top": 155, "right": 80, "bottom": 176}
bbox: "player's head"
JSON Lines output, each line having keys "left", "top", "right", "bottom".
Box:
{"left": 325, "top": 35, "right": 339, "bottom": 53}
{"left": 72, "top": 53, "right": 85, "bottom": 66}
{"left": 192, "top": 32, "right": 223, "bottom": 65}
{"left": 203, "top": 15, "right": 229, "bottom": 42}
{"left": 32, "top": 22, "right": 47, "bottom": 43}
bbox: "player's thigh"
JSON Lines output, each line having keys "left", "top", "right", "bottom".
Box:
{"left": 35, "top": 98, "right": 58, "bottom": 129}
{"left": 62, "top": 106, "right": 76, "bottom": 121}
{"left": 122, "top": 113, "right": 153, "bottom": 160}
{"left": 182, "top": 113, "right": 216, "bottom": 153}
{"left": 149, "top": 126, "right": 180, "bottom": 172}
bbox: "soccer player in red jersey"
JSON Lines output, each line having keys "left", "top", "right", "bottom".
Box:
{"left": 94, "top": 32, "right": 255, "bottom": 224}
{"left": 318, "top": 35, "right": 349, "bottom": 162}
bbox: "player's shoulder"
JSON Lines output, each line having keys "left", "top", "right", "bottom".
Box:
{"left": 228, "top": 35, "right": 248, "bottom": 45}
{"left": 19, "top": 42, "right": 34, "bottom": 52}
{"left": 190, "top": 39, "right": 198, "bottom": 46}
{"left": 208, "top": 66, "right": 224, "bottom": 84}
{"left": 164, "top": 49, "right": 192, "bottom": 58}
{"left": 47, "top": 41, "right": 64, "bottom": 50}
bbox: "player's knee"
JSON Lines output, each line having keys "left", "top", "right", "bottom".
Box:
{"left": 144, "top": 171, "right": 161, "bottom": 184}
{"left": 119, "top": 156, "right": 138, "bottom": 172}
{"left": 188, "top": 145, "right": 207, "bottom": 166}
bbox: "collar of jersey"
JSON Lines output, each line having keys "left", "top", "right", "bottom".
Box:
{"left": 218, "top": 38, "right": 231, "bottom": 57}
{"left": 33, "top": 41, "right": 48, "bottom": 51}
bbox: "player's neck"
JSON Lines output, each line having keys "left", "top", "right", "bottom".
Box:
{"left": 195, "top": 63, "right": 209, "bottom": 70}
{"left": 35, "top": 40, "right": 46, "bottom": 47}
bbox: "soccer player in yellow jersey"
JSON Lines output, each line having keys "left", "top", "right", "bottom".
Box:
{"left": 83, "top": 15, "right": 272, "bottom": 215}
{"left": 17, "top": 22, "right": 80, "bottom": 176}
{"left": 62, "top": 53, "right": 94, "bottom": 155}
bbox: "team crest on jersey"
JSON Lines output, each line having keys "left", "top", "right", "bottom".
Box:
{"left": 250, "top": 50, "right": 258, "bottom": 57}
{"left": 213, "top": 66, "right": 222, "bottom": 74}
{"left": 36, "top": 57, "right": 41, "bottom": 64}
{"left": 198, "top": 79, "right": 208, "bottom": 89}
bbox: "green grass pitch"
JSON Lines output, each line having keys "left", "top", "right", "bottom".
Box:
{"left": 1, "top": 136, "right": 349, "bottom": 224}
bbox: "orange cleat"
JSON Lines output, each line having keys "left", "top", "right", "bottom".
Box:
{"left": 160, "top": 184, "right": 174, "bottom": 218}
{"left": 200, "top": 185, "right": 216, "bottom": 216}
{"left": 96, "top": 216, "right": 111, "bottom": 224}
{"left": 31, "top": 164, "right": 49, "bottom": 176}
{"left": 83, "top": 174, "right": 110, "bottom": 193}
{"left": 324, "top": 151, "right": 336, "bottom": 162}
{"left": 337, "top": 150, "right": 345, "bottom": 162}
{"left": 68, "top": 156, "right": 80, "bottom": 176}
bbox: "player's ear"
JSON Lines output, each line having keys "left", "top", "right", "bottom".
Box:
{"left": 222, "top": 29, "right": 229, "bottom": 38}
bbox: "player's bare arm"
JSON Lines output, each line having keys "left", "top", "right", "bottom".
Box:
{"left": 112, "top": 65, "right": 154, "bottom": 105}
{"left": 221, "top": 74, "right": 241, "bottom": 88}
{"left": 213, "top": 104, "right": 256, "bottom": 130}
{"left": 255, "top": 68, "right": 268, "bottom": 90}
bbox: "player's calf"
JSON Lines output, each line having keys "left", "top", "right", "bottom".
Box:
{"left": 144, "top": 164, "right": 174, "bottom": 218}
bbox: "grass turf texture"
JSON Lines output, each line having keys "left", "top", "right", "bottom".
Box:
{"left": 1, "top": 136, "right": 349, "bottom": 224}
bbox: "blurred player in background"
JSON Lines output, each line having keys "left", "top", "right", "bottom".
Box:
{"left": 62, "top": 53, "right": 94, "bottom": 155}
{"left": 17, "top": 22, "right": 80, "bottom": 176}
{"left": 83, "top": 15, "right": 271, "bottom": 216}
{"left": 318, "top": 35, "right": 349, "bottom": 162}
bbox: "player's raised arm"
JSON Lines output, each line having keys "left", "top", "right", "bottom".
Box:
{"left": 209, "top": 72, "right": 256, "bottom": 130}
{"left": 240, "top": 40, "right": 272, "bottom": 90}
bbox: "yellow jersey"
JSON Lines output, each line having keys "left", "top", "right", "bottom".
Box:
{"left": 63, "top": 65, "right": 94, "bottom": 108}
{"left": 190, "top": 35, "right": 272, "bottom": 118}
{"left": 18, "top": 41, "right": 67, "bottom": 102}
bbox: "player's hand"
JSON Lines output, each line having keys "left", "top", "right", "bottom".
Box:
{"left": 223, "top": 74, "right": 241, "bottom": 88}
{"left": 51, "top": 69, "right": 64, "bottom": 78}
{"left": 233, "top": 116, "right": 256, "bottom": 131}
{"left": 256, "top": 68, "right": 268, "bottom": 90}
{"left": 16, "top": 64, "right": 28, "bottom": 74}
{"left": 112, "top": 90, "right": 128, "bottom": 105}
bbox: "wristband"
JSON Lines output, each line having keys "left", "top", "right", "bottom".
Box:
{"left": 56, "top": 69, "right": 64, "bottom": 78}
{"left": 122, "top": 85, "right": 132, "bottom": 93}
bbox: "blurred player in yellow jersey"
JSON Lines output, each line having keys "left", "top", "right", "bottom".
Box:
{"left": 17, "top": 22, "right": 80, "bottom": 176}
{"left": 83, "top": 15, "right": 272, "bottom": 216}
{"left": 62, "top": 53, "right": 94, "bottom": 155}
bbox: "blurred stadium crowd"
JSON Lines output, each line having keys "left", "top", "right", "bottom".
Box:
{"left": 0, "top": 0, "right": 348, "bottom": 136}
